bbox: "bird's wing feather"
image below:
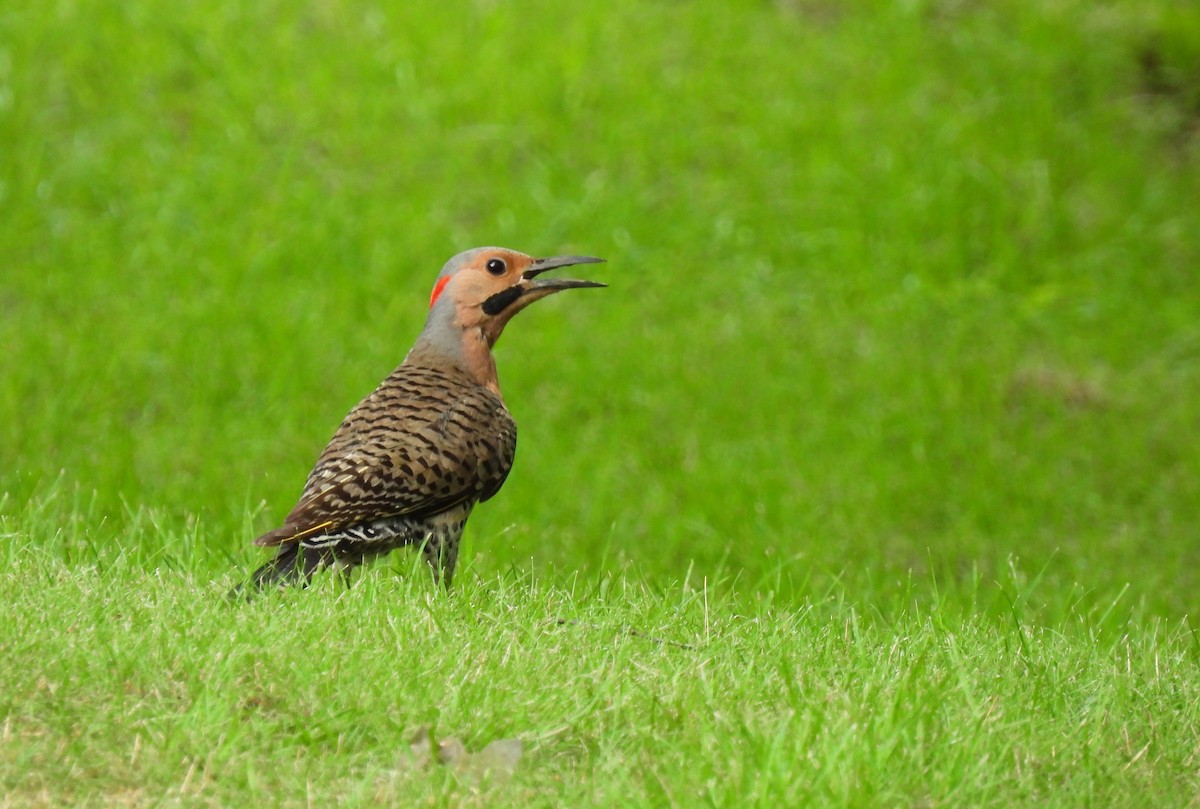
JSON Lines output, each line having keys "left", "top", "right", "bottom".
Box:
{"left": 255, "top": 366, "right": 517, "bottom": 547}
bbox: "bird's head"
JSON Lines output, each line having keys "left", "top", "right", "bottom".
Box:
{"left": 426, "top": 247, "right": 606, "bottom": 346}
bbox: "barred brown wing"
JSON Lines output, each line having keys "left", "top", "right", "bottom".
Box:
{"left": 255, "top": 364, "right": 517, "bottom": 547}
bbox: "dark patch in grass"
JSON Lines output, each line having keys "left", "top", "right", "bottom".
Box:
{"left": 1006, "top": 364, "right": 1110, "bottom": 412}
{"left": 1136, "top": 36, "right": 1200, "bottom": 147}
{"left": 771, "top": 0, "right": 845, "bottom": 26}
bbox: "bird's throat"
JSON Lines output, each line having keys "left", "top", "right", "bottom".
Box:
{"left": 458, "top": 328, "right": 503, "bottom": 396}
{"left": 406, "top": 326, "right": 502, "bottom": 397}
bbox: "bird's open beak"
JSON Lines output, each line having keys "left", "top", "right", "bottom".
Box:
{"left": 481, "top": 254, "right": 606, "bottom": 322}
{"left": 521, "top": 255, "right": 607, "bottom": 291}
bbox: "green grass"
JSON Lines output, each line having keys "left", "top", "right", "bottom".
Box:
{"left": 4, "top": 519, "right": 1200, "bottom": 807}
{"left": 3, "top": 0, "right": 1200, "bottom": 804}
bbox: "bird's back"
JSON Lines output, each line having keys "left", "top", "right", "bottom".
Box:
{"left": 257, "top": 362, "right": 517, "bottom": 547}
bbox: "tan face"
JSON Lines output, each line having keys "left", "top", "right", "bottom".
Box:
{"left": 430, "top": 249, "right": 605, "bottom": 344}
{"left": 430, "top": 249, "right": 534, "bottom": 314}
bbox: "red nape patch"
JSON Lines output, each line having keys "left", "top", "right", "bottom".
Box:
{"left": 429, "top": 276, "right": 451, "bottom": 309}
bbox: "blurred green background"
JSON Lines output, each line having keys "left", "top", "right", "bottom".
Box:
{"left": 2, "top": 0, "right": 1198, "bottom": 613}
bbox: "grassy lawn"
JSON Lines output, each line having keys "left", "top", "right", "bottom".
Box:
{"left": 3, "top": 0, "right": 1200, "bottom": 805}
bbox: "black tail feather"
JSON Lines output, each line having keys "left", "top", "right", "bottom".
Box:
{"left": 228, "top": 545, "right": 331, "bottom": 599}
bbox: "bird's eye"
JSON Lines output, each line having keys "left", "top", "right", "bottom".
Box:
{"left": 485, "top": 258, "right": 507, "bottom": 276}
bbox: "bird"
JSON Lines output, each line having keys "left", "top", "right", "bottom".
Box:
{"left": 237, "top": 247, "right": 605, "bottom": 593}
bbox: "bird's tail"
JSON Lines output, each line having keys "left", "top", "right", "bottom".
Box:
{"left": 228, "top": 544, "right": 329, "bottom": 599}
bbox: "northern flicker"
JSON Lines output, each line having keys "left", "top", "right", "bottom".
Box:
{"left": 239, "top": 247, "right": 604, "bottom": 592}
